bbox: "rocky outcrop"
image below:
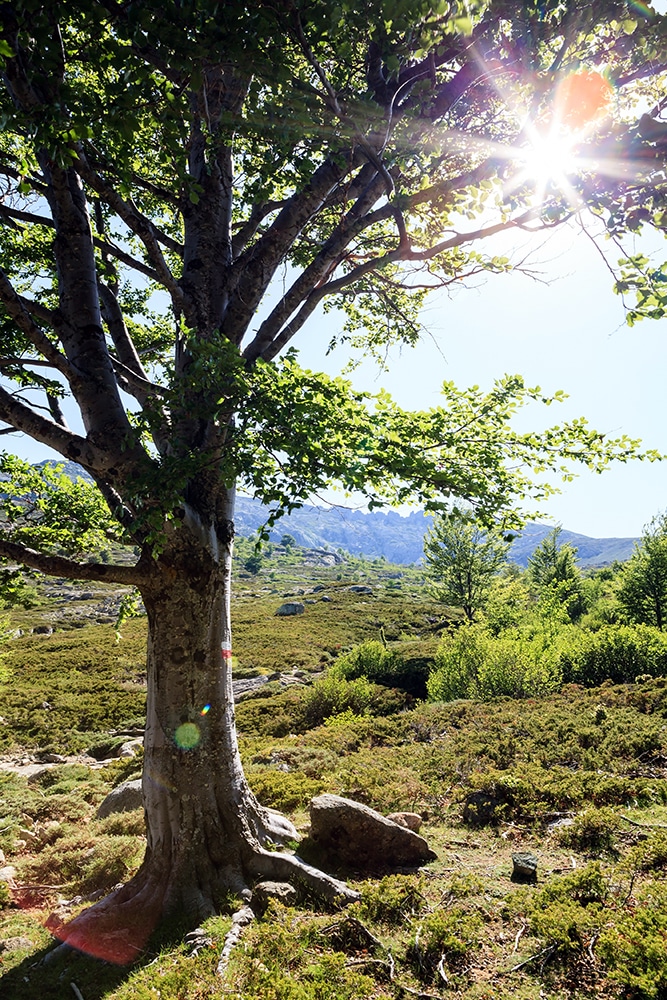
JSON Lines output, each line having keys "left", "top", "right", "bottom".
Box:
{"left": 309, "top": 794, "right": 436, "bottom": 871}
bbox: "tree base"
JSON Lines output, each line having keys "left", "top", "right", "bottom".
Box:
{"left": 46, "top": 845, "right": 359, "bottom": 965}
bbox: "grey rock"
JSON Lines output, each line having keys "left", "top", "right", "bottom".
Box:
{"left": 0, "top": 937, "right": 33, "bottom": 953}
{"left": 265, "top": 808, "right": 301, "bottom": 846}
{"left": 32, "top": 625, "right": 53, "bottom": 635}
{"left": 312, "top": 585, "right": 326, "bottom": 593}
{"left": 0, "top": 865, "right": 16, "bottom": 884}
{"left": 512, "top": 852, "right": 538, "bottom": 882}
{"left": 386, "top": 811, "right": 423, "bottom": 833}
{"left": 275, "top": 602, "right": 305, "bottom": 617}
{"left": 347, "top": 585, "right": 373, "bottom": 595}
{"left": 310, "top": 793, "right": 436, "bottom": 871}
{"left": 119, "top": 739, "right": 143, "bottom": 758}
{"left": 97, "top": 779, "right": 143, "bottom": 819}
{"left": 320, "top": 595, "right": 332, "bottom": 602}
{"left": 252, "top": 880, "right": 297, "bottom": 915}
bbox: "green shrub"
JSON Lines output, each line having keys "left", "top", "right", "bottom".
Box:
{"left": 598, "top": 882, "right": 667, "bottom": 998}
{"left": 427, "top": 625, "right": 563, "bottom": 702}
{"left": 510, "top": 863, "right": 608, "bottom": 954}
{"left": 357, "top": 874, "right": 425, "bottom": 926}
{"left": 561, "top": 624, "right": 667, "bottom": 686}
{"left": 556, "top": 807, "right": 619, "bottom": 854}
{"left": 409, "top": 906, "right": 483, "bottom": 979}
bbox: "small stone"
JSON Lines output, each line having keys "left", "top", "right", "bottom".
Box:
{"left": 386, "top": 811, "right": 423, "bottom": 832}
{"left": 320, "top": 595, "right": 332, "bottom": 602}
{"left": 512, "top": 852, "right": 538, "bottom": 882}
{"left": 0, "top": 937, "right": 33, "bottom": 953}
{"left": 251, "top": 881, "right": 298, "bottom": 915}
{"left": 0, "top": 865, "right": 17, "bottom": 884}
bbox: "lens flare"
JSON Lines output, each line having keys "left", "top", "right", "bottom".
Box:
{"left": 200, "top": 703, "right": 211, "bottom": 715}
{"left": 174, "top": 721, "right": 200, "bottom": 749}
{"left": 553, "top": 71, "right": 614, "bottom": 131}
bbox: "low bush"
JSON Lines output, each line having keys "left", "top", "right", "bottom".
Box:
{"left": 333, "top": 639, "right": 433, "bottom": 697}
{"left": 556, "top": 807, "right": 620, "bottom": 854}
{"left": 598, "top": 882, "right": 667, "bottom": 998}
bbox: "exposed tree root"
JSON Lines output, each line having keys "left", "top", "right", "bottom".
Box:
{"left": 252, "top": 847, "right": 360, "bottom": 906}
{"left": 216, "top": 904, "right": 255, "bottom": 977}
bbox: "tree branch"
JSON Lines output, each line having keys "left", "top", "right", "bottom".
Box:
{"left": 0, "top": 202, "right": 162, "bottom": 281}
{"left": 0, "top": 537, "right": 147, "bottom": 585}
{"left": 0, "top": 383, "right": 108, "bottom": 470}
{"left": 73, "top": 150, "right": 189, "bottom": 317}
{"left": 0, "top": 267, "right": 78, "bottom": 379}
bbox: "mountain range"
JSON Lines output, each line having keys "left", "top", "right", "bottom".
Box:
{"left": 39, "top": 461, "right": 639, "bottom": 568}
{"left": 235, "top": 495, "right": 638, "bottom": 568}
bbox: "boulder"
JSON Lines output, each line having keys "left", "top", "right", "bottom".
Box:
{"left": 386, "top": 811, "right": 423, "bottom": 833}
{"left": 275, "top": 602, "right": 305, "bottom": 617}
{"left": 347, "top": 585, "right": 373, "bottom": 595}
{"left": 309, "top": 794, "right": 436, "bottom": 871}
{"left": 97, "top": 779, "right": 143, "bottom": 819}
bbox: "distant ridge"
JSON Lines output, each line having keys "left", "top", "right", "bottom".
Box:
{"left": 235, "top": 496, "right": 638, "bottom": 569}
{"left": 37, "top": 462, "right": 638, "bottom": 568}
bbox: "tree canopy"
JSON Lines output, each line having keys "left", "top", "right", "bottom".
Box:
{"left": 619, "top": 512, "right": 667, "bottom": 630}
{"left": 0, "top": 0, "right": 665, "bottom": 561}
{"left": 424, "top": 509, "right": 510, "bottom": 620}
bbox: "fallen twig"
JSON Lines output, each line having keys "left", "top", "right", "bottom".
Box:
{"left": 620, "top": 814, "right": 667, "bottom": 829}
{"left": 510, "top": 944, "right": 557, "bottom": 972}
{"left": 588, "top": 931, "right": 600, "bottom": 962}
{"left": 513, "top": 922, "right": 526, "bottom": 954}
{"left": 70, "top": 984, "right": 84, "bottom": 1000}
{"left": 436, "top": 953, "right": 449, "bottom": 984}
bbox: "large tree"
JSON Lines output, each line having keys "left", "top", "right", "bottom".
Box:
{"left": 0, "top": 0, "right": 665, "bottom": 962}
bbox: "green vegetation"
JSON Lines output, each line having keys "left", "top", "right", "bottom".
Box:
{"left": 423, "top": 510, "right": 510, "bottom": 622}
{"left": 2, "top": 542, "right": 667, "bottom": 997}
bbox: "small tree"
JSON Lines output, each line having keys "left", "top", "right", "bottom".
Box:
{"left": 527, "top": 526, "right": 586, "bottom": 620}
{"left": 424, "top": 511, "right": 510, "bottom": 621}
{"left": 618, "top": 513, "right": 667, "bottom": 630}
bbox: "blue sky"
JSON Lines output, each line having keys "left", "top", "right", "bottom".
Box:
{"left": 297, "top": 219, "right": 667, "bottom": 539}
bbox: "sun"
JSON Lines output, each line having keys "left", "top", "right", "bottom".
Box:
{"left": 519, "top": 129, "right": 579, "bottom": 193}
{"left": 511, "top": 71, "right": 614, "bottom": 207}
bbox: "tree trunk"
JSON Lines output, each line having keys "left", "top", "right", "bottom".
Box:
{"left": 52, "top": 491, "right": 355, "bottom": 964}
